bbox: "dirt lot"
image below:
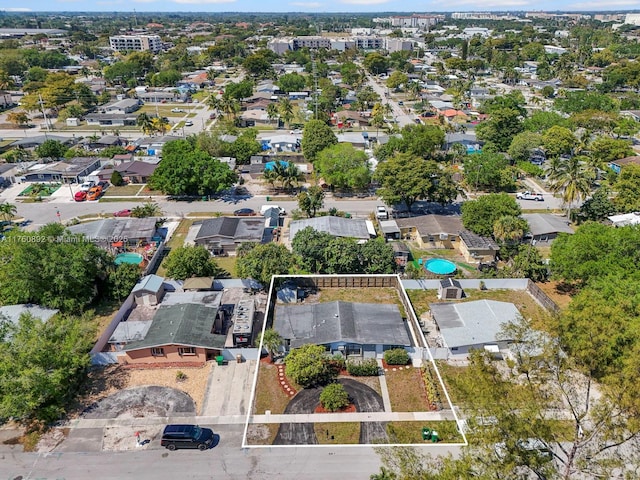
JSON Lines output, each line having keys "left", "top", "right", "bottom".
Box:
{"left": 74, "top": 363, "right": 212, "bottom": 418}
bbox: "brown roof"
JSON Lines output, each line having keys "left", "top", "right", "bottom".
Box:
{"left": 115, "top": 161, "right": 158, "bottom": 177}
{"left": 395, "top": 214, "right": 463, "bottom": 236}
{"left": 611, "top": 156, "right": 640, "bottom": 167}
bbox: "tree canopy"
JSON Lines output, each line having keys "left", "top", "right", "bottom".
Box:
{"left": 285, "top": 344, "right": 337, "bottom": 388}
{"left": 315, "top": 143, "right": 371, "bottom": 190}
{"left": 301, "top": 120, "right": 338, "bottom": 163}
{"left": 148, "top": 139, "right": 237, "bottom": 196}
{"left": 461, "top": 193, "right": 522, "bottom": 237}
{"left": 236, "top": 242, "right": 296, "bottom": 287}
{"left": 0, "top": 224, "right": 112, "bottom": 312}
{"left": 163, "top": 245, "right": 224, "bottom": 281}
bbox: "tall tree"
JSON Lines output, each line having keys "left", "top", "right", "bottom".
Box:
{"left": 546, "top": 156, "right": 593, "bottom": 218}
{"left": 315, "top": 143, "right": 371, "bottom": 190}
{"left": 297, "top": 186, "right": 325, "bottom": 218}
{"left": 236, "top": 243, "right": 296, "bottom": 287}
{"left": 163, "top": 245, "right": 224, "bottom": 280}
{"left": 461, "top": 193, "right": 522, "bottom": 237}
{"left": 301, "top": 119, "right": 338, "bottom": 163}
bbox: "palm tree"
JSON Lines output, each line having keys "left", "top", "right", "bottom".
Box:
{"left": 220, "top": 97, "right": 240, "bottom": 120}
{"left": 266, "top": 103, "right": 279, "bottom": 126}
{"left": 131, "top": 202, "right": 163, "bottom": 218}
{"left": 151, "top": 117, "right": 170, "bottom": 135}
{"left": 261, "top": 328, "right": 283, "bottom": 361}
{"left": 0, "top": 202, "right": 17, "bottom": 224}
{"left": 280, "top": 162, "right": 304, "bottom": 193}
{"left": 407, "top": 80, "right": 422, "bottom": 100}
{"left": 137, "top": 113, "right": 154, "bottom": 135}
{"left": 278, "top": 98, "right": 294, "bottom": 129}
{"left": 493, "top": 215, "right": 528, "bottom": 243}
{"left": 546, "top": 156, "right": 594, "bottom": 219}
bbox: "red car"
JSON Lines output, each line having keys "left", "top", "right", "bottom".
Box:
{"left": 114, "top": 209, "right": 132, "bottom": 217}
{"left": 74, "top": 191, "right": 87, "bottom": 202}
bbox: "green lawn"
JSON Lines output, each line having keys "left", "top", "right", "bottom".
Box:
{"left": 385, "top": 367, "right": 431, "bottom": 412}
{"left": 314, "top": 422, "right": 361, "bottom": 444}
{"left": 215, "top": 256, "right": 237, "bottom": 278}
{"left": 102, "top": 184, "right": 145, "bottom": 197}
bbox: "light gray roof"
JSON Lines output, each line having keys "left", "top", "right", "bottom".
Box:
{"left": 430, "top": 300, "right": 520, "bottom": 349}
{"left": 379, "top": 220, "right": 400, "bottom": 234}
{"left": 0, "top": 304, "right": 59, "bottom": 326}
{"left": 67, "top": 218, "right": 157, "bottom": 242}
{"left": 160, "top": 291, "right": 222, "bottom": 308}
{"left": 289, "top": 216, "right": 371, "bottom": 241}
{"left": 194, "top": 217, "right": 265, "bottom": 243}
{"left": 522, "top": 213, "right": 574, "bottom": 236}
{"left": 109, "top": 320, "right": 152, "bottom": 343}
{"left": 124, "top": 303, "right": 226, "bottom": 351}
{"left": 132, "top": 274, "right": 164, "bottom": 295}
{"left": 274, "top": 301, "right": 411, "bottom": 348}
{"left": 395, "top": 214, "right": 462, "bottom": 237}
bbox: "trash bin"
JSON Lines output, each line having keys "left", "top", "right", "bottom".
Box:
{"left": 345, "top": 213, "right": 351, "bottom": 218}
{"left": 266, "top": 196, "right": 271, "bottom": 201}
{"left": 421, "top": 427, "right": 431, "bottom": 441}
{"left": 215, "top": 355, "right": 225, "bottom": 366}
{"left": 236, "top": 354, "right": 243, "bottom": 363}
{"left": 431, "top": 430, "right": 439, "bottom": 443}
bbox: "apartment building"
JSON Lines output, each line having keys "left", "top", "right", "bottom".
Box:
{"left": 109, "top": 34, "right": 163, "bottom": 53}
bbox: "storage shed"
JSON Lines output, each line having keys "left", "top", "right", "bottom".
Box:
{"left": 132, "top": 274, "right": 165, "bottom": 306}
{"left": 438, "top": 278, "right": 464, "bottom": 300}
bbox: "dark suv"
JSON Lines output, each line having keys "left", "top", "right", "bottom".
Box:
{"left": 160, "top": 424, "right": 214, "bottom": 451}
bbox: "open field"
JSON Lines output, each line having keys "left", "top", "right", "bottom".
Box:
{"left": 314, "top": 422, "right": 360, "bottom": 444}
{"left": 102, "top": 184, "right": 146, "bottom": 197}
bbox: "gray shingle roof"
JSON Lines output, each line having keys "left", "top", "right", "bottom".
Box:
{"left": 289, "top": 216, "right": 371, "bottom": 241}
{"left": 274, "top": 301, "right": 411, "bottom": 348}
{"left": 394, "top": 214, "right": 463, "bottom": 237}
{"left": 522, "top": 213, "right": 574, "bottom": 236}
{"left": 430, "top": 300, "right": 520, "bottom": 349}
{"left": 124, "top": 303, "right": 226, "bottom": 351}
{"left": 67, "top": 218, "right": 157, "bottom": 242}
{"left": 194, "top": 217, "right": 265, "bottom": 242}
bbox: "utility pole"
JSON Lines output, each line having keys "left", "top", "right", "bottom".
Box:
{"left": 38, "top": 93, "right": 51, "bottom": 132}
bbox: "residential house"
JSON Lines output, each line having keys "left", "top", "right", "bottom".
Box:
{"left": 608, "top": 212, "right": 640, "bottom": 227}
{"left": 289, "top": 216, "right": 375, "bottom": 243}
{"left": 394, "top": 214, "right": 463, "bottom": 248}
{"left": 121, "top": 303, "right": 226, "bottom": 365}
{"left": 273, "top": 301, "right": 412, "bottom": 357}
{"left": 11, "top": 135, "right": 75, "bottom": 150}
{"left": 137, "top": 90, "right": 182, "bottom": 103}
{"left": 114, "top": 160, "right": 159, "bottom": 183}
{"left": 137, "top": 135, "right": 183, "bottom": 158}
{"left": 429, "top": 300, "right": 520, "bottom": 356}
{"left": 67, "top": 218, "right": 158, "bottom": 249}
{"left": 608, "top": 156, "right": 640, "bottom": 174}
{"left": 444, "top": 132, "right": 483, "bottom": 153}
{"left": 458, "top": 229, "right": 500, "bottom": 263}
{"left": 192, "top": 217, "right": 268, "bottom": 255}
{"left": 522, "top": 213, "right": 574, "bottom": 244}
{"left": 379, "top": 219, "right": 401, "bottom": 241}
{"left": 85, "top": 113, "right": 138, "bottom": 127}
{"left": 22, "top": 157, "right": 102, "bottom": 183}
{"left": 265, "top": 134, "right": 300, "bottom": 153}
{"left": 333, "top": 110, "right": 370, "bottom": 128}
{"left": 239, "top": 109, "right": 270, "bottom": 127}
{"left": 100, "top": 98, "right": 140, "bottom": 115}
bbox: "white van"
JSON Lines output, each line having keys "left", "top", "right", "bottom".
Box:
{"left": 260, "top": 205, "right": 286, "bottom": 216}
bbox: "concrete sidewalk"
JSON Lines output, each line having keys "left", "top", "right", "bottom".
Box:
{"left": 68, "top": 409, "right": 456, "bottom": 430}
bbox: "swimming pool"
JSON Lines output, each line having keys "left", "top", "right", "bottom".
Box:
{"left": 115, "top": 252, "right": 144, "bottom": 266}
{"left": 264, "top": 160, "right": 289, "bottom": 171}
{"left": 425, "top": 258, "right": 457, "bottom": 275}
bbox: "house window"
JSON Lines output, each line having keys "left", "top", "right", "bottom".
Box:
{"left": 151, "top": 347, "right": 164, "bottom": 356}
{"left": 178, "top": 347, "right": 196, "bottom": 356}
{"left": 428, "top": 236, "right": 435, "bottom": 242}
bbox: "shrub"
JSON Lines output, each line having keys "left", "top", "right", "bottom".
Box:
{"left": 346, "top": 358, "right": 379, "bottom": 376}
{"left": 384, "top": 348, "right": 410, "bottom": 365}
{"left": 175, "top": 371, "right": 187, "bottom": 382}
{"left": 320, "top": 383, "right": 349, "bottom": 412}
{"left": 329, "top": 354, "right": 346, "bottom": 373}
{"left": 110, "top": 170, "right": 125, "bottom": 186}
{"left": 285, "top": 344, "right": 336, "bottom": 387}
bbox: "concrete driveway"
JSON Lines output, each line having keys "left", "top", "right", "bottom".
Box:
{"left": 200, "top": 360, "right": 256, "bottom": 418}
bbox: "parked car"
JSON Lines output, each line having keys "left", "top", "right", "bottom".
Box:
{"left": 171, "top": 108, "right": 184, "bottom": 113}
{"left": 97, "top": 181, "right": 109, "bottom": 190}
{"left": 74, "top": 191, "right": 87, "bottom": 202}
{"left": 516, "top": 191, "right": 544, "bottom": 201}
{"left": 185, "top": 120, "right": 194, "bottom": 127}
{"left": 86, "top": 186, "right": 103, "bottom": 201}
{"left": 160, "top": 424, "right": 214, "bottom": 451}
{"left": 113, "top": 209, "right": 132, "bottom": 217}
{"left": 233, "top": 208, "right": 256, "bottom": 216}
{"left": 79, "top": 181, "right": 95, "bottom": 192}
{"left": 376, "top": 205, "right": 389, "bottom": 220}
{"left": 289, "top": 129, "right": 302, "bottom": 134}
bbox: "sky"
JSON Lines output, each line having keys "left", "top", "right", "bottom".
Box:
{"left": 1, "top": 0, "right": 640, "bottom": 13}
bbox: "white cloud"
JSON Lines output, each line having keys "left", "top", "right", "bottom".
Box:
{"left": 568, "top": 0, "right": 637, "bottom": 8}
{"left": 173, "top": 0, "right": 235, "bottom": 3}
{"left": 289, "top": 1, "right": 322, "bottom": 7}
{"left": 340, "top": 0, "right": 390, "bottom": 4}
{"left": 1, "top": 7, "right": 32, "bottom": 10}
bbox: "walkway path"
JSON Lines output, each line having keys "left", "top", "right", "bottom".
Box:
{"left": 377, "top": 360, "right": 393, "bottom": 413}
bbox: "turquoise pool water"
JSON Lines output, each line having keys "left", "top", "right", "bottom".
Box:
{"left": 264, "top": 160, "right": 289, "bottom": 171}
{"left": 115, "top": 252, "right": 144, "bottom": 265}
{"left": 425, "top": 258, "right": 457, "bottom": 275}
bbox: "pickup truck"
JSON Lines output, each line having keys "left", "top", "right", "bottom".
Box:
{"left": 516, "top": 191, "right": 544, "bottom": 201}
{"left": 376, "top": 206, "right": 389, "bottom": 220}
